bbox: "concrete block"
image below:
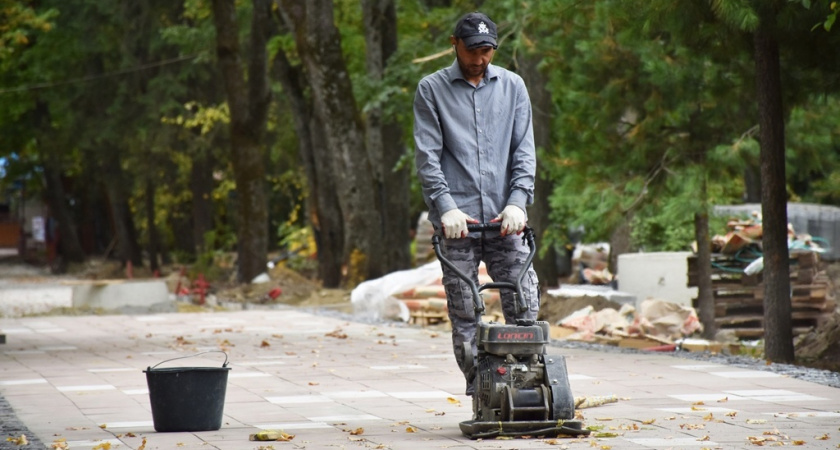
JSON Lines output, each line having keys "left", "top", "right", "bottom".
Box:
{"left": 617, "top": 252, "right": 698, "bottom": 308}
{"left": 0, "top": 285, "right": 73, "bottom": 317}
{"left": 72, "top": 280, "right": 170, "bottom": 310}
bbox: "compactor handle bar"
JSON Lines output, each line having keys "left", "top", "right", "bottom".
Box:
{"left": 431, "top": 223, "right": 536, "bottom": 317}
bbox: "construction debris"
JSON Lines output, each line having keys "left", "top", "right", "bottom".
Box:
{"left": 575, "top": 394, "right": 619, "bottom": 409}
{"left": 689, "top": 216, "right": 836, "bottom": 339}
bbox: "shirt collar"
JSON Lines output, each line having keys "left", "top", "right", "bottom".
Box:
{"left": 446, "top": 59, "right": 498, "bottom": 85}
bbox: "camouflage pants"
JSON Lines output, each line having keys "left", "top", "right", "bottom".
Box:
{"left": 439, "top": 232, "right": 540, "bottom": 395}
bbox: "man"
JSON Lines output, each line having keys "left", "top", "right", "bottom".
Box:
{"left": 413, "top": 11, "right": 540, "bottom": 396}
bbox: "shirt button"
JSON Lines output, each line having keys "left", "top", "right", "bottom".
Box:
{"left": 476, "top": 108, "right": 481, "bottom": 113}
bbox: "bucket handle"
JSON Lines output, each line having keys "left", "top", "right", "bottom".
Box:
{"left": 147, "top": 350, "right": 229, "bottom": 371}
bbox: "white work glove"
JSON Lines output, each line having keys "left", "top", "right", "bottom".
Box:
{"left": 492, "top": 205, "right": 526, "bottom": 236}
{"left": 441, "top": 209, "right": 477, "bottom": 239}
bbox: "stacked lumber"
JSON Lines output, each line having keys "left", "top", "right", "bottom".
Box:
{"left": 393, "top": 262, "right": 501, "bottom": 327}
{"left": 687, "top": 251, "right": 836, "bottom": 338}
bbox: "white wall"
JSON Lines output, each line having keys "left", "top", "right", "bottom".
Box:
{"left": 617, "top": 252, "right": 697, "bottom": 308}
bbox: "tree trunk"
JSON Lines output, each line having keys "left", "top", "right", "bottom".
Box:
{"left": 101, "top": 150, "right": 143, "bottom": 268}
{"left": 694, "top": 210, "right": 716, "bottom": 339}
{"left": 145, "top": 180, "right": 160, "bottom": 273}
{"left": 42, "top": 160, "right": 86, "bottom": 266}
{"left": 32, "top": 101, "right": 86, "bottom": 266}
{"left": 212, "top": 0, "right": 272, "bottom": 282}
{"left": 518, "top": 53, "right": 558, "bottom": 288}
{"left": 608, "top": 219, "right": 631, "bottom": 277}
{"left": 190, "top": 147, "right": 216, "bottom": 254}
{"left": 754, "top": 10, "right": 794, "bottom": 363}
{"left": 271, "top": 44, "right": 344, "bottom": 286}
{"left": 362, "top": 0, "right": 411, "bottom": 273}
{"left": 279, "top": 0, "right": 384, "bottom": 286}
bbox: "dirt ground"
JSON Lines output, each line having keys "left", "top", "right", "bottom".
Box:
{"left": 537, "top": 295, "right": 622, "bottom": 324}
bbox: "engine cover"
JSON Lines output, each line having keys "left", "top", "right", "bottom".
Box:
{"left": 471, "top": 321, "right": 574, "bottom": 422}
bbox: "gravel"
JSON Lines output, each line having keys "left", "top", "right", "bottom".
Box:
{"left": 0, "top": 395, "right": 45, "bottom": 449}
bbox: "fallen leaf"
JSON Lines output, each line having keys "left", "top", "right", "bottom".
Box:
{"left": 308, "top": 381, "right": 319, "bottom": 386}
{"left": 702, "top": 413, "right": 714, "bottom": 421}
{"left": 99, "top": 424, "right": 107, "bottom": 429}
{"left": 726, "top": 411, "right": 738, "bottom": 418}
{"left": 406, "top": 426, "right": 417, "bottom": 433}
{"left": 641, "top": 418, "right": 655, "bottom": 425}
{"left": 691, "top": 405, "right": 707, "bottom": 411}
{"left": 435, "top": 412, "right": 446, "bottom": 416}
{"left": 792, "top": 440, "right": 806, "bottom": 445}
{"left": 717, "top": 396, "right": 729, "bottom": 403}
{"left": 816, "top": 434, "right": 829, "bottom": 440}
{"left": 137, "top": 437, "right": 147, "bottom": 450}
{"left": 92, "top": 443, "right": 111, "bottom": 450}
{"left": 7, "top": 435, "right": 28, "bottom": 445}
{"left": 591, "top": 432, "right": 619, "bottom": 438}
{"left": 260, "top": 340, "right": 271, "bottom": 348}
{"left": 51, "top": 438, "right": 68, "bottom": 450}
{"left": 693, "top": 401, "right": 706, "bottom": 406}
{"left": 326, "top": 329, "right": 348, "bottom": 339}
{"left": 746, "top": 419, "right": 767, "bottom": 424}
{"left": 349, "top": 427, "right": 364, "bottom": 435}
{"left": 698, "top": 435, "right": 710, "bottom": 441}
{"left": 446, "top": 397, "right": 461, "bottom": 406}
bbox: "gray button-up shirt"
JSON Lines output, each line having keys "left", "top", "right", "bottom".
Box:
{"left": 414, "top": 60, "right": 536, "bottom": 229}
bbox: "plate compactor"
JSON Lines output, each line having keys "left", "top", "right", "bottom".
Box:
{"left": 432, "top": 223, "right": 590, "bottom": 439}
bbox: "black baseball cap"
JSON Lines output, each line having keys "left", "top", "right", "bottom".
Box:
{"left": 453, "top": 12, "right": 498, "bottom": 49}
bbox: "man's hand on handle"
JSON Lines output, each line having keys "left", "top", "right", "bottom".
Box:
{"left": 441, "top": 209, "right": 478, "bottom": 239}
{"left": 491, "top": 205, "right": 526, "bottom": 236}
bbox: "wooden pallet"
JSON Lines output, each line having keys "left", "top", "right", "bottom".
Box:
{"left": 688, "top": 251, "right": 835, "bottom": 338}
{"left": 409, "top": 310, "right": 449, "bottom": 327}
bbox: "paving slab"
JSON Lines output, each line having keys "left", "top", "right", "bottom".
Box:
{"left": 1, "top": 308, "right": 838, "bottom": 449}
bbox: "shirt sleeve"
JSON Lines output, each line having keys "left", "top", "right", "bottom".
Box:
{"left": 507, "top": 76, "right": 536, "bottom": 213}
{"left": 413, "top": 79, "right": 457, "bottom": 216}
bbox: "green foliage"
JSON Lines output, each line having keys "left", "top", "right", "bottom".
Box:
{"left": 0, "top": 0, "right": 57, "bottom": 61}
{"left": 786, "top": 96, "right": 840, "bottom": 203}
{"left": 2, "top": 0, "right": 840, "bottom": 278}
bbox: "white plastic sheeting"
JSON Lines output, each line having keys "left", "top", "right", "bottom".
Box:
{"left": 350, "top": 261, "right": 443, "bottom": 322}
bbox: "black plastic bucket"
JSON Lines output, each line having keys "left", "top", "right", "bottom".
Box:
{"left": 144, "top": 351, "right": 231, "bottom": 432}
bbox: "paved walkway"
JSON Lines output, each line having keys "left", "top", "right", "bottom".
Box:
{"left": 1, "top": 308, "right": 839, "bottom": 449}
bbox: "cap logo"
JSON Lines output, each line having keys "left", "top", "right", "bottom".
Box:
{"left": 477, "top": 21, "right": 490, "bottom": 34}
